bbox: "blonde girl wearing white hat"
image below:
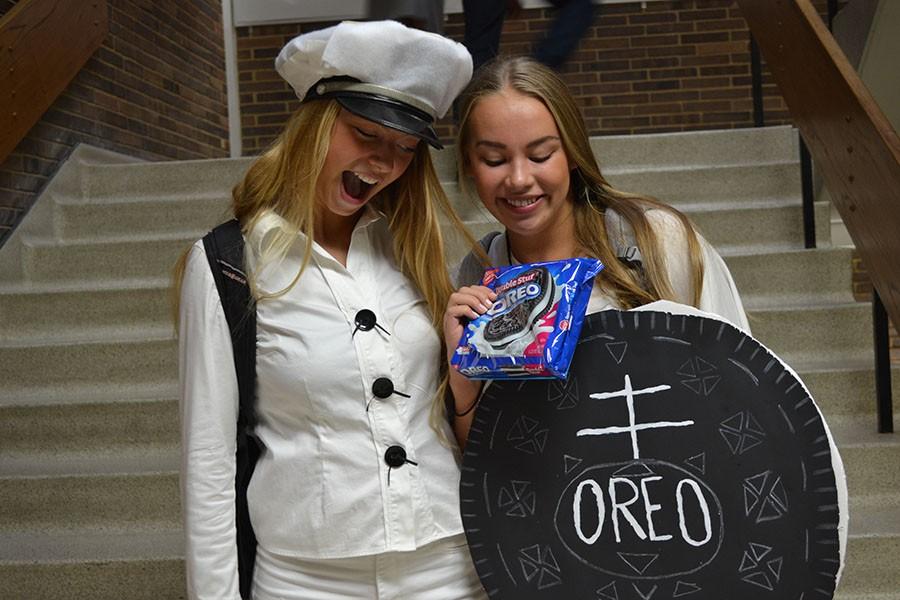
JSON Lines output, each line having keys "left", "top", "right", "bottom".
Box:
{"left": 176, "top": 20, "right": 486, "bottom": 600}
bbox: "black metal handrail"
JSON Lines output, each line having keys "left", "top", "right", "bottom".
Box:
{"left": 748, "top": 4, "right": 893, "bottom": 433}
{"left": 873, "top": 291, "right": 895, "bottom": 432}
{"left": 750, "top": 35, "right": 764, "bottom": 128}
{"left": 748, "top": 39, "right": 817, "bottom": 251}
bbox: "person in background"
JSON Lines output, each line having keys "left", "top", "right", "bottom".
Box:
{"left": 443, "top": 56, "right": 749, "bottom": 447}
{"left": 462, "top": 0, "right": 596, "bottom": 71}
{"left": 177, "top": 20, "right": 486, "bottom": 600}
{"left": 533, "top": 0, "right": 596, "bottom": 68}
{"left": 369, "top": 0, "right": 445, "bottom": 32}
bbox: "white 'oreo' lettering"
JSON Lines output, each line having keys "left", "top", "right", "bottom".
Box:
{"left": 488, "top": 282, "right": 542, "bottom": 316}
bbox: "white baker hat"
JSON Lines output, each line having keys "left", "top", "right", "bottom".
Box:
{"left": 275, "top": 20, "right": 473, "bottom": 149}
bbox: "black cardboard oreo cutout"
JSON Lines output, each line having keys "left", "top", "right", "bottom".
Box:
{"left": 461, "top": 309, "right": 841, "bottom": 599}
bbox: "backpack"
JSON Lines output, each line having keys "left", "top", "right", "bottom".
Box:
{"left": 201, "top": 219, "right": 259, "bottom": 600}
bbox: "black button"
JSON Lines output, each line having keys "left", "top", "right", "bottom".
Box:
{"left": 372, "top": 377, "right": 394, "bottom": 399}
{"left": 354, "top": 309, "right": 377, "bottom": 332}
{"left": 384, "top": 445, "right": 407, "bottom": 468}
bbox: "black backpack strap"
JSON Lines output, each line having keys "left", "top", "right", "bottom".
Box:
{"left": 202, "top": 219, "right": 259, "bottom": 600}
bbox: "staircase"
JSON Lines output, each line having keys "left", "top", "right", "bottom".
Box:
{"left": 1, "top": 127, "right": 897, "bottom": 599}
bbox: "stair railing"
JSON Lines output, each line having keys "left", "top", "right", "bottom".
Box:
{"left": 739, "top": 0, "right": 896, "bottom": 433}
{"left": 0, "top": 0, "right": 108, "bottom": 165}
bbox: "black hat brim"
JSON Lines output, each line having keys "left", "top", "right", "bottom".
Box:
{"left": 334, "top": 93, "right": 443, "bottom": 150}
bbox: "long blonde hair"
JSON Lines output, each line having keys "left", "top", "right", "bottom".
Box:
{"left": 175, "top": 98, "right": 478, "bottom": 336}
{"left": 455, "top": 56, "right": 705, "bottom": 309}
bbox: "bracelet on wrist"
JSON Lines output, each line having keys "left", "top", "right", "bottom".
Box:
{"left": 453, "top": 397, "right": 480, "bottom": 418}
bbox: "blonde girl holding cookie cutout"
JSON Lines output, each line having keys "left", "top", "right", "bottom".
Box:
{"left": 443, "top": 56, "right": 749, "bottom": 448}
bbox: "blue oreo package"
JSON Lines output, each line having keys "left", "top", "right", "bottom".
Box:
{"left": 451, "top": 258, "right": 603, "bottom": 379}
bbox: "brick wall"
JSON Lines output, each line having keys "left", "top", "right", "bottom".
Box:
{"left": 237, "top": 0, "right": 834, "bottom": 155}
{"left": 0, "top": 0, "right": 228, "bottom": 247}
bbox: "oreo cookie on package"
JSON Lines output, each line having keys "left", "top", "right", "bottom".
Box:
{"left": 451, "top": 258, "right": 603, "bottom": 379}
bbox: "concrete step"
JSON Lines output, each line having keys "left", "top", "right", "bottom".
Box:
{"left": 800, "top": 366, "right": 900, "bottom": 420}
{"left": 690, "top": 199, "right": 830, "bottom": 253}
{"left": 80, "top": 157, "right": 250, "bottom": 202}
{"left": 838, "top": 500, "right": 900, "bottom": 596}
{"left": 8, "top": 365, "right": 887, "bottom": 455}
{"left": 0, "top": 530, "right": 893, "bottom": 600}
{"left": 444, "top": 212, "right": 837, "bottom": 283}
{"left": 726, "top": 246, "right": 855, "bottom": 309}
{"left": 18, "top": 219, "right": 486, "bottom": 285}
{"left": 588, "top": 125, "right": 798, "bottom": 171}
{"left": 74, "top": 127, "right": 796, "bottom": 202}
{"left": 19, "top": 234, "right": 196, "bottom": 283}
{"left": 15, "top": 208, "right": 837, "bottom": 293}
{"left": 0, "top": 335, "right": 176, "bottom": 397}
{"left": 49, "top": 175, "right": 814, "bottom": 253}
{"left": 2, "top": 365, "right": 890, "bottom": 467}
{"left": 55, "top": 193, "right": 231, "bottom": 241}
{"left": 0, "top": 530, "right": 184, "bottom": 600}
{"left": 0, "top": 397, "right": 178, "bottom": 455}
{"left": 0, "top": 448, "right": 893, "bottom": 595}
{"left": 0, "top": 279, "right": 172, "bottom": 343}
{"left": 436, "top": 126, "right": 798, "bottom": 181}
{"left": 747, "top": 303, "right": 872, "bottom": 368}
{"left": 0, "top": 448, "right": 179, "bottom": 533}
{"left": 54, "top": 128, "right": 798, "bottom": 245}
{"left": 838, "top": 525, "right": 900, "bottom": 596}
{"left": 831, "top": 424, "right": 900, "bottom": 498}
{"left": 444, "top": 188, "right": 826, "bottom": 247}
{"left": 4, "top": 229, "right": 852, "bottom": 344}
{"left": 604, "top": 161, "right": 801, "bottom": 207}
{"left": 0, "top": 460, "right": 893, "bottom": 598}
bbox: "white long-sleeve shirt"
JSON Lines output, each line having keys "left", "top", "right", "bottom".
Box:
{"left": 179, "top": 208, "right": 463, "bottom": 599}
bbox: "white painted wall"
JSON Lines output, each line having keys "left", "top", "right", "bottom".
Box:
{"left": 826, "top": 0, "right": 899, "bottom": 247}
{"left": 858, "top": 0, "right": 900, "bottom": 132}
{"left": 223, "top": 0, "right": 241, "bottom": 158}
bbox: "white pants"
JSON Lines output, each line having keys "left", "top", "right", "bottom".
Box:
{"left": 252, "top": 534, "right": 488, "bottom": 600}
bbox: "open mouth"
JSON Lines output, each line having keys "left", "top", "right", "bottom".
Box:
{"left": 342, "top": 171, "right": 378, "bottom": 201}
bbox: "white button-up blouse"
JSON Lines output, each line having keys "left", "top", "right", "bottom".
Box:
{"left": 179, "top": 208, "right": 463, "bottom": 597}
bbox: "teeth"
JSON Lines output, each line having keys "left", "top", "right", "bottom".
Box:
{"left": 354, "top": 172, "right": 378, "bottom": 185}
{"left": 507, "top": 197, "right": 539, "bottom": 208}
